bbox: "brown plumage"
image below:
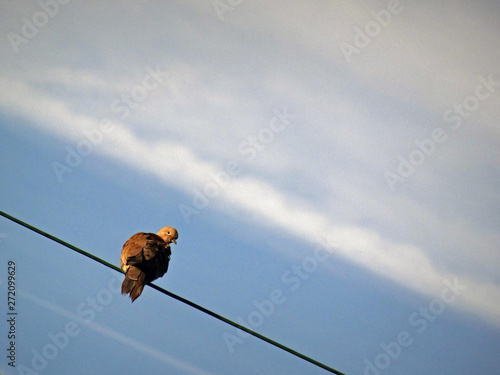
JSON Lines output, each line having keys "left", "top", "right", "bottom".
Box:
{"left": 120, "top": 226, "right": 178, "bottom": 302}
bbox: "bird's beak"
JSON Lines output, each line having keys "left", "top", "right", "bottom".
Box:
{"left": 172, "top": 239, "right": 177, "bottom": 244}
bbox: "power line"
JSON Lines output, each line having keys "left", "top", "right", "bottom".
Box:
{"left": 0, "top": 210, "right": 347, "bottom": 375}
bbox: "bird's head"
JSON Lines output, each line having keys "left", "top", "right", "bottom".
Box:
{"left": 157, "top": 226, "right": 179, "bottom": 244}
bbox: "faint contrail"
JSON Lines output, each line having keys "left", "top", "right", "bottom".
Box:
{"left": 19, "top": 290, "right": 212, "bottom": 375}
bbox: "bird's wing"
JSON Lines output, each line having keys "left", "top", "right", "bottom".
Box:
{"left": 127, "top": 236, "right": 163, "bottom": 264}
{"left": 121, "top": 233, "right": 171, "bottom": 278}
{"left": 120, "top": 232, "right": 150, "bottom": 270}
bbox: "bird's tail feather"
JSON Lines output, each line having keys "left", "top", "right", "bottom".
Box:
{"left": 121, "top": 266, "right": 146, "bottom": 302}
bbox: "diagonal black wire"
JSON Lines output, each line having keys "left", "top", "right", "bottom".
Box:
{"left": 0, "top": 210, "right": 347, "bottom": 375}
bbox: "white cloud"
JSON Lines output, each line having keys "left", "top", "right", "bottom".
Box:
{"left": 1, "top": 74, "right": 499, "bottom": 328}
{"left": 1, "top": 0, "right": 499, "bottom": 330}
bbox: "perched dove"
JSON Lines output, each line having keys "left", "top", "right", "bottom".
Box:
{"left": 121, "top": 227, "right": 179, "bottom": 302}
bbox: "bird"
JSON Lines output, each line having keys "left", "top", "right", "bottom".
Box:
{"left": 120, "top": 226, "right": 178, "bottom": 302}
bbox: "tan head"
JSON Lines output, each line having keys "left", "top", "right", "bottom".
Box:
{"left": 157, "top": 226, "right": 178, "bottom": 244}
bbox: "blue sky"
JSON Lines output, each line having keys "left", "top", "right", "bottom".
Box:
{"left": 1, "top": 1, "right": 499, "bottom": 374}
